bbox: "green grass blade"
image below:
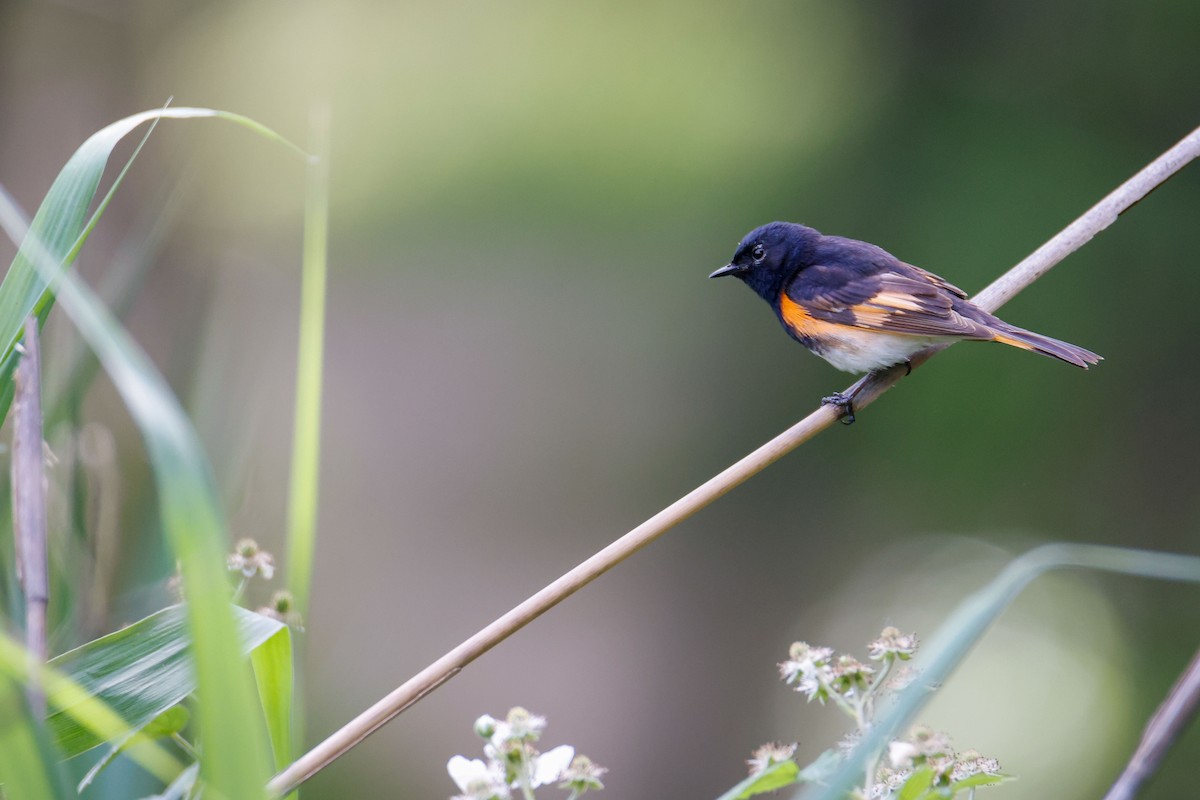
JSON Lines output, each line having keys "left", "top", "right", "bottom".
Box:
{"left": 0, "top": 106, "right": 307, "bottom": 795}
{"left": 806, "top": 544, "right": 1200, "bottom": 800}
{"left": 0, "top": 107, "right": 307, "bottom": 427}
{"left": 0, "top": 673, "right": 70, "bottom": 800}
{"left": 285, "top": 104, "right": 331, "bottom": 618}
{"left": 0, "top": 628, "right": 179, "bottom": 786}
{"left": 46, "top": 604, "right": 286, "bottom": 759}
{"left": 145, "top": 761, "right": 200, "bottom": 800}
{"left": 12, "top": 234, "right": 269, "bottom": 795}
{"left": 251, "top": 626, "right": 296, "bottom": 774}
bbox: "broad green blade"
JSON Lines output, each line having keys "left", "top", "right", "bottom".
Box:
{"left": 0, "top": 107, "right": 308, "bottom": 799}
{"left": 0, "top": 673, "right": 70, "bottom": 800}
{"left": 47, "top": 604, "right": 286, "bottom": 758}
{"left": 0, "top": 628, "right": 178, "bottom": 788}
{"left": 251, "top": 625, "right": 295, "bottom": 773}
{"left": 807, "top": 544, "right": 1200, "bottom": 800}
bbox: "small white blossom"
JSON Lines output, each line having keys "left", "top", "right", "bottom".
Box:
{"left": 887, "top": 741, "right": 918, "bottom": 770}
{"left": 474, "top": 714, "right": 498, "bottom": 739}
{"left": 447, "top": 755, "right": 509, "bottom": 800}
{"left": 867, "top": 627, "right": 918, "bottom": 661}
{"left": 950, "top": 751, "right": 1001, "bottom": 782}
{"left": 531, "top": 745, "right": 575, "bottom": 787}
{"left": 746, "top": 742, "right": 797, "bottom": 776}
{"left": 559, "top": 755, "right": 607, "bottom": 793}
{"left": 227, "top": 539, "right": 275, "bottom": 580}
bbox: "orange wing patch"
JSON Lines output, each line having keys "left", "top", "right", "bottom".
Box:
{"left": 779, "top": 292, "right": 845, "bottom": 337}
{"left": 779, "top": 292, "right": 816, "bottom": 335}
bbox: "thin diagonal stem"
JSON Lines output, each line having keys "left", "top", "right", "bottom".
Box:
{"left": 267, "top": 125, "right": 1200, "bottom": 796}
{"left": 1103, "top": 646, "right": 1200, "bottom": 800}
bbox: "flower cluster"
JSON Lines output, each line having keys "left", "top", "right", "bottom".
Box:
{"left": 867, "top": 626, "right": 918, "bottom": 661}
{"left": 227, "top": 538, "right": 275, "bottom": 580}
{"left": 447, "top": 707, "right": 606, "bottom": 800}
{"left": 256, "top": 589, "right": 303, "bottom": 628}
{"left": 871, "top": 726, "right": 1002, "bottom": 798}
{"left": 746, "top": 742, "right": 798, "bottom": 776}
{"left": 749, "top": 628, "right": 1006, "bottom": 800}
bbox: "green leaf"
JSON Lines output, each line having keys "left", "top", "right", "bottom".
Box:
{"left": 948, "top": 772, "right": 1013, "bottom": 793}
{"left": 142, "top": 705, "right": 191, "bottom": 739}
{"left": 251, "top": 624, "right": 295, "bottom": 773}
{"left": 143, "top": 761, "right": 201, "bottom": 800}
{"left": 896, "top": 766, "right": 935, "bottom": 800}
{"left": 285, "top": 106, "right": 330, "bottom": 620}
{"left": 0, "top": 627, "right": 179, "bottom": 787}
{"left": 0, "top": 672, "right": 70, "bottom": 800}
{"left": 0, "top": 107, "right": 308, "bottom": 799}
{"left": 810, "top": 545, "right": 1200, "bottom": 800}
{"left": 76, "top": 706, "right": 190, "bottom": 793}
{"left": 715, "top": 761, "right": 800, "bottom": 800}
{"left": 46, "top": 604, "right": 285, "bottom": 758}
{"left": 0, "top": 107, "right": 303, "bottom": 427}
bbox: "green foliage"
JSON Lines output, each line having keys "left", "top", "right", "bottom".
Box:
{"left": 285, "top": 107, "right": 331, "bottom": 620}
{"left": 810, "top": 545, "right": 1200, "bottom": 800}
{"left": 46, "top": 604, "right": 286, "bottom": 759}
{"left": 76, "top": 706, "right": 190, "bottom": 793}
{"left": 715, "top": 760, "right": 800, "bottom": 800}
{"left": 894, "top": 766, "right": 1013, "bottom": 800}
{"left": 0, "top": 107, "right": 310, "bottom": 798}
{"left": 251, "top": 618, "right": 296, "bottom": 773}
{"left": 0, "top": 673, "right": 70, "bottom": 800}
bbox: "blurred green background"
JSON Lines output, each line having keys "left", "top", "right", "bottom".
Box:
{"left": 2, "top": 1, "right": 1200, "bottom": 797}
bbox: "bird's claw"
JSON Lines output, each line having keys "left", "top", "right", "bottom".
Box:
{"left": 821, "top": 392, "right": 856, "bottom": 425}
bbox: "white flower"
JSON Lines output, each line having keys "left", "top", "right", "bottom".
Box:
{"left": 474, "top": 714, "right": 498, "bottom": 739}
{"left": 487, "top": 720, "right": 514, "bottom": 751}
{"left": 447, "top": 755, "right": 509, "bottom": 800}
{"left": 868, "top": 627, "right": 918, "bottom": 661}
{"left": 746, "top": 742, "right": 797, "bottom": 776}
{"left": 227, "top": 539, "right": 275, "bottom": 580}
{"left": 887, "top": 741, "right": 918, "bottom": 769}
{"left": 531, "top": 744, "right": 575, "bottom": 787}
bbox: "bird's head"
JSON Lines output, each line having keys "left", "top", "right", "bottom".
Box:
{"left": 709, "top": 221, "right": 819, "bottom": 302}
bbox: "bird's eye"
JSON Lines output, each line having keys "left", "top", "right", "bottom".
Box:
{"left": 751, "top": 245, "right": 766, "bottom": 262}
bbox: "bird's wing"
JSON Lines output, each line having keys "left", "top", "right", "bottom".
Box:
{"left": 788, "top": 263, "right": 996, "bottom": 339}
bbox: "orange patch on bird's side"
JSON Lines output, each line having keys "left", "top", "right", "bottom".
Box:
{"left": 779, "top": 293, "right": 818, "bottom": 336}
{"left": 779, "top": 293, "right": 850, "bottom": 343}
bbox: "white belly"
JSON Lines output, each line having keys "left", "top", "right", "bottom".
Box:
{"left": 816, "top": 328, "right": 941, "bottom": 373}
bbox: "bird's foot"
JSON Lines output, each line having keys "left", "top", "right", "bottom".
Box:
{"left": 903, "top": 359, "right": 912, "bottom": 376}
{"left": 821, "top": 391, "right": 856, "bottom": 425}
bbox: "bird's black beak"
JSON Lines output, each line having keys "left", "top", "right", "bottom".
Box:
{"left": 709, "top": 263, "right": 741, "bottom": 279}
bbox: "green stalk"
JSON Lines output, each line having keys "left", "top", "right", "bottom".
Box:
{"left": 285, "top": 104, "right": 330, "bottom": 619}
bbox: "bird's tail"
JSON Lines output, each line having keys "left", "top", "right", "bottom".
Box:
{"left": 990, "top": 322, "right": 1102, "bottom": 369}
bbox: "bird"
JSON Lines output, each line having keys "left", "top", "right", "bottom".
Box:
{"left": 709, "top": 221, "right": 1100, "bottom": 424}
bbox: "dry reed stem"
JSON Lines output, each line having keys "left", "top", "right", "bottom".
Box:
{"left": 12, "top": 314, "right": 49, "bottom": 716}
{"left": 267, "top": 124, "right": 1200, "bottom": 796}
{"left": 1103, "top": 645, "right": 1200, "bottom": 800}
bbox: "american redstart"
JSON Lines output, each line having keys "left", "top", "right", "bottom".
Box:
{"left": 710, "top": 221, "right": 1100, "bottom": 423}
